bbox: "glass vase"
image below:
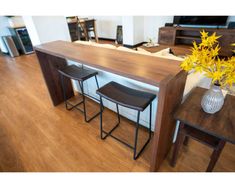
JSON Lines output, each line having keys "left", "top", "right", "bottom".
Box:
{"left": 201, "top": 84, "right": 225, "bottom": 114}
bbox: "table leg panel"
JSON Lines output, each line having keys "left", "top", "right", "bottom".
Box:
{"left": 35, "top": 50, "right": 74, "bottom": 106}
{"left": 150, "top": 70, "right": 187, "bottom": 171}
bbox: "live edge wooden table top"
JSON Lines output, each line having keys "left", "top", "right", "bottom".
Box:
{"left": 34, "top": 40, "right": 187, "bottom": 172}
{"left": 175, "top": 87, "right": 235, "bottom": 144}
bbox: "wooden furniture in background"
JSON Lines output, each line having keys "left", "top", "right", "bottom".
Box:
{"left": 67, "top": 21, "right": 79, "bottom": 42}
{"left": 158, "top": 26, "right": 235, "bottom": 56}
{"left": 79, "top": 19, "right": 98, "bottom": 42}
{"left": 172, "top": 87, "right": 235, "bottom": 171}
{"left": 66, "top": 18, "right": 98, "bottom": 42}
{"left": 34, "top": 40, "right": 187, "bottom": 171}
{"left": 140, "top": 44, "right": 191, "bottom": 56}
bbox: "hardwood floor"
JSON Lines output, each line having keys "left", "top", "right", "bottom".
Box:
{"left": 0, "top": 53, "right": 234, "bottom": 172}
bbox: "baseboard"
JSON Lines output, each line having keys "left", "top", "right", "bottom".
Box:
{"left": 98, "top": 37, "right": 116, "bottom": 42}
{"left": 123, "top": 42, "right": 147, "bottom": 49}
{"left": 91, "top": 37, "right": 116, "bottom": 42}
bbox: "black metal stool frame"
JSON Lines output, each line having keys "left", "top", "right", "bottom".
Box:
{"left": 60, "top": 73, "right": 101, "bottom": 123}
{"left": 99, "top": 97, "right": 152, "bottom": 160}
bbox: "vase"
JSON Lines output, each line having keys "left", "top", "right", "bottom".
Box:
{"left": 201, "top": 84, "right": 225, "bottom": 114}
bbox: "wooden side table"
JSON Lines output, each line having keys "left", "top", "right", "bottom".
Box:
{"left": 171, "top": 87, "right": 235, "bottom": 172}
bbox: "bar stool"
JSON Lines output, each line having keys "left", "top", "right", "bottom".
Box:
{"left": 96, "top": 81, "right": 156, "bottom": 160}
{"left": 58, "top": 64, "right": 101, "bottom": 122}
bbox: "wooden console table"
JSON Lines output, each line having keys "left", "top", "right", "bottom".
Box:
{"left": 34, "top": 40, "right": 187, "bottom": 171}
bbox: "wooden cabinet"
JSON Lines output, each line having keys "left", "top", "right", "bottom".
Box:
{"left": 67, "top": 22, "right": 79, "bottom": 42}
{"left": 158, "top": 27, "right": 176, "bottom": 45}
{"left": 158, "top": 27, "right": 235, "bottom": 57}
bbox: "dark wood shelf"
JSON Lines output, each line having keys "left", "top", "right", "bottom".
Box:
{"left": 176, "top": 36, "right": 201, "bottom": 40}
{"left": 158, "top": 26, "right": 235, "bottom": 57}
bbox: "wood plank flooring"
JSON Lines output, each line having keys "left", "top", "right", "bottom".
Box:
{"left": 0, "top": 53, "right": 234, "bottom": 172}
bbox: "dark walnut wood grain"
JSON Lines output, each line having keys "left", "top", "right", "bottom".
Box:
{"left": 150, "top": 71, "right": 187, "bottom": 171}
{"left": 34, "top": 40, "right": 182, "bottom": 87}
{"left": 34, "top": 40, "right": 187, "bottom": 172}
{"left": 35, "top": 50, "right": 74, "bottom": 106}
{"left": 174, "top": 87, "right": 235, "bottom": 144}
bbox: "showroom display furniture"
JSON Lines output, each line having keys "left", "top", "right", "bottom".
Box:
{"left": 172, "top": 87, "right": 235, "bottom": 172}
{"left": 34, "top": 40, "right": 187, "bottom": 171}
{"left": 97, "top": 81, "right": 156, "bottom": 159}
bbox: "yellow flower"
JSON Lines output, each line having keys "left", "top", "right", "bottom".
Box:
{"left": 231, "top": 43, "right": 235, "bottom": 52}
{"left": 181, "top": 31, "right": 235, "bottom": 89}
{"left": 200, "top": 30, "right": 208, "bottom": 39}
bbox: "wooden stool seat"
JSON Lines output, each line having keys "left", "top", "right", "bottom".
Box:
{"left": 58, "top": 64, "right": 100, "bottom": 122}
{"left": 96, "top": 81, "right": 156, "bottom": 111}
{"left": 58, "top": 65, "right": 98, "bottom": 81}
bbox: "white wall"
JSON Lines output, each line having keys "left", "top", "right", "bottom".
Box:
{"left": 23, "top": 16, "right": 71, "bottom": 46}
{"left": 144, "top": 16, "right": 173, "bottom": 43}
{"left": 33, "top": 16, "right": 71, "bottom": 44}
{"left": 0, "top": 16, "right": 11, "bottom": 53}
{"left": 8, "top": 16, "right": 25, "bottom": 27}
{"left": 92, "top": 16, "right": 122, "bottom": 39}
{"left": 93, "top": 16, "right": 172, "bottom": 45}
{"left": 122, "top": 16, "right": 145, "bottom": 45}
{"left": 23, "top": 16, "right": 40, "bottom": 45}
{"left": 133, "top": 16, "right": 144, "bottom": 44}
{"left": 122, "top": 16, "right": 134, "bottom": 45}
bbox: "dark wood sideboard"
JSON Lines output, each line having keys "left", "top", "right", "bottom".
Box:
{"left": 158, "top": 27, "right": 235, "bottom": 57}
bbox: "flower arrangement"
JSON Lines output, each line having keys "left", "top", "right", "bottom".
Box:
{"left": 180, "top": 30, "right": 235, "bottom": 89}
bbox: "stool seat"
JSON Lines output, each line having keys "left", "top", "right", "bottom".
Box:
{"left": 96, "top": 81, "right": 156, "bottom": 111}
{"left": 58, "top": 64, "right": 100, "bottom": 122}
{"left": 58, "top": 65, "right": 98, "bottom": 81}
